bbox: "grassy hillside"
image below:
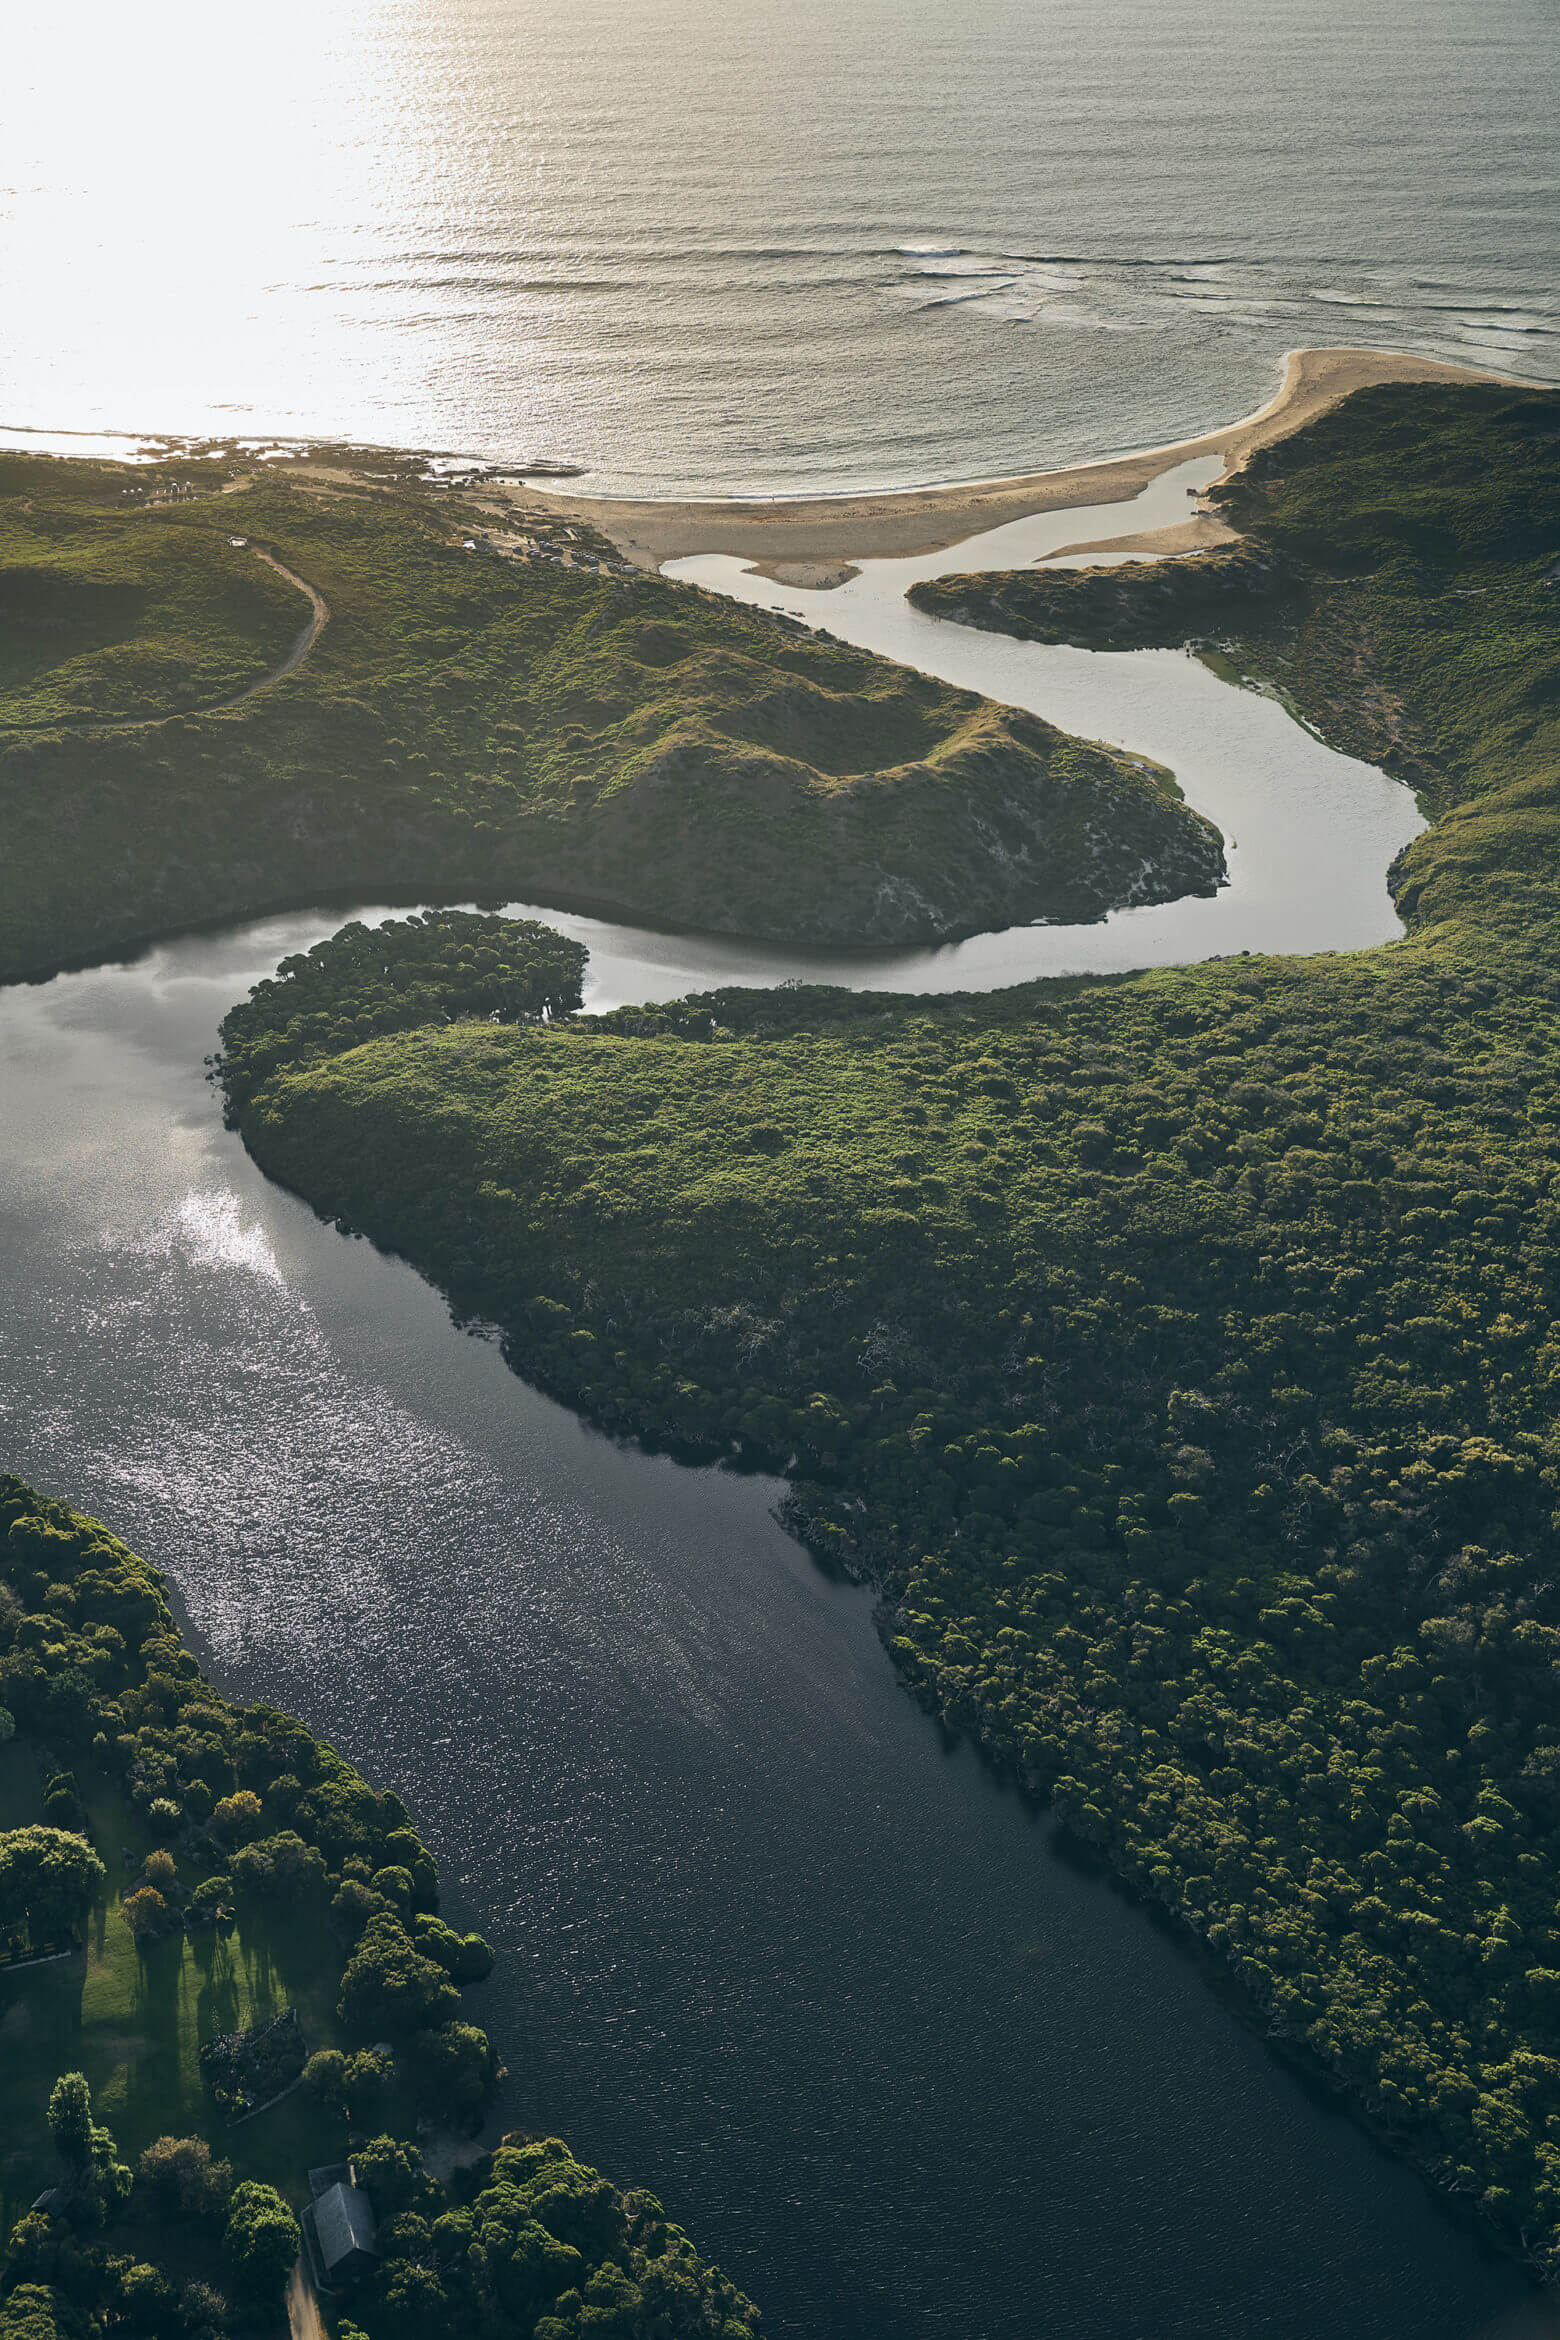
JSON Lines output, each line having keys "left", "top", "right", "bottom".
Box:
{"left": 0, "top": 451, "right": 1221, "bottom": 979}
{"left": 0, "top": 465, "right": 305, "bottom": 728}
{"left": 0, "top": 1477, "right": 760, "bottom": 2340}
{"left": 219, "top": 383, "right": 1560, "bottom": 2284}
{"left": 908, "top": 541, "right": 1296, "bottom": 650}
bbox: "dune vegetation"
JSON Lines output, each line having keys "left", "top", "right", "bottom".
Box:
{"left": 0, "top": 448, "right": 1221, "bottom": 981}
{"left": 908, "top": 540, "right": 1295, "bottom": 651}
{"left": 0, "top": 1476, "right": 759, "bottom": 2339}
{"left": 214, "top": 382, "right": 1560, "bottom": 2280}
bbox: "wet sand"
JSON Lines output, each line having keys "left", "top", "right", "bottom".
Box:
{"left": 504, "top": 347, "right": 1505, "bottom": 571}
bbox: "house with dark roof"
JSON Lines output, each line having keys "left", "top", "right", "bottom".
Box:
{"left": 302, "top": 2167, "right": 378, "bottom": 2292}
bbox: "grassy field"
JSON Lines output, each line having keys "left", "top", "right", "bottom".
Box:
{"left": 0, "top": 1741, "right": 346, "bottom": 2242}
{"left": 0, "top": 472, "right": 305, "bottom": 729}
{"left": 0, "top": 449, "right": 1221, "bottom": 980}
{"left": 219, "top": 383, "right": 1560, "bottom": 2284}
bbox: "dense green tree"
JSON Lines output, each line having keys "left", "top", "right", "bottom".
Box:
{"left": 116, "top": 2263, "right": 176, "bottom": 2337}
{"left": 0, "top": 2285, "right": 72, "bottom": 2340}
{"left": 136, "top": 2135, "right": 233, "bottom": 2225}
{"left": 412, "top": 1914, "right": 494, "bottom": 1982}
{"left": 339, "top": 1914, "right": 460, "bottom": 2038}
{"left": 209, "top": 1791, "right": 262, "bottom": 1844}
{"left": 351, "top": 2137, "right": 423, "bottom": 2220}
{"left": 228, "top": 1829, "right": 327, "bottom": 1904}
{"left": 304, "top": 2046, "right": 397, "bottom": 2130}
{"left": 221, "top": 2181, "right": 298, "bottom": 2302}
{"left": 44, "top": 2077, "right": 92, "bottom": 2175}
{"left": 407, "top": 2023, "right": 501, "bottom": 2124}
{"left": 188, "top": 1874, "right": 232, "bottom": 1922}
{"left": 0, "top": 1829, "right": 104, "bottom": 1952}
{"left": 45, "top": 2074, "right": 131, "bottom": 2231}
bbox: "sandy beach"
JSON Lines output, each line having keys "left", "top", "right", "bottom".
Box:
{"left": 499, "top": 347, "right": 1505, "bottom": 572}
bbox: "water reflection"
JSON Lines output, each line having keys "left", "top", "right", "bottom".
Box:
{"left": 0, "top": 923, "right": 1545, "bottom": 2340}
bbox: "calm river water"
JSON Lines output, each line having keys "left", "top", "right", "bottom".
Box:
{"left": 0, "top": 483, "right": 1548, "bottom": 2336}
{"left": 0, "top": 920, "right": 1546, "bottom": 2339}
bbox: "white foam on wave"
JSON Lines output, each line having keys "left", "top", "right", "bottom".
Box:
{"left": 901, "top": 280, "right": 1023, "bottom": 311}
{"left": 910, "top": 256, "right": 1012, "bottom": 278}
{"left": 1033, "top": 300, "right": 1142, "bottom": 333}
{"left": 874, "top": 245, "right": 1560, "bottom": 393}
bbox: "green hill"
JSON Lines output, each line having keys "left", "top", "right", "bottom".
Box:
{"left": 0, "top": 451, "right": 1221, "bottom": 979}
{"left": 217, "top": 382, "right": 1560, "bottom": 2283}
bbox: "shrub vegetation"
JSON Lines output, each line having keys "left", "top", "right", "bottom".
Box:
{"left": 219, "top": 383, "right": 1560, "bottom": 2277}
{"left": 0, "top": 450, "right": 1222, "bottom": 978}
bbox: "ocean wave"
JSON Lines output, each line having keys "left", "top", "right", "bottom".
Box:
{"left": 1456, "top": 314, "right": 1556, "bottom": 336}
{"left": 905, "top": 257, "right": 1015, "bottom": 279}
{"left": 1032, "top": 303, "right": 1145, "bottom": 333}
{"left": 336, "top": 276, "right": 632, "bottom": 297}
{"left": 899, "top": 282, "right": 1023, "bottom": 310}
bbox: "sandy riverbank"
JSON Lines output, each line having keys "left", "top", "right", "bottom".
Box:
{"left": 500, "top": 347, "right": 1504, "bottom": 572}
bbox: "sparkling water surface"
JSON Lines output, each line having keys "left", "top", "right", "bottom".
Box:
{"left": 0, "top": 918, "right": 1546, "bottom": 2340}
{"left": 2, "top": 0, "right": 1556, "bottom": 490}
{"left": 4, "top": 3, "right": 1559, "bottom": 2329}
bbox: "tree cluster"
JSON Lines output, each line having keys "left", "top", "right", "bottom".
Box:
{"left": 343, "top": 2132, "right": 760, "bottom": 2340}
{"left": 0, "top": 1829, "right": 104, "bottom": 1959}
{"left": 216, "top": 912, "right": 589, "bottom": 1113}
{"left": 0, "top": 1476, "right": 502, "bottom": 2150}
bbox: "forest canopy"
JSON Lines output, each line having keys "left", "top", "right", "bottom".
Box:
{"left": 218, "top": 382, "right": 1560, "bottom": 2281}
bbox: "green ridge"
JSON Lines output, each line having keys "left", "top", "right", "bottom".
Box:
{"left": 0, "top": 451, "right": 1221, "bottom": 979}
{"left": 219, "top": 382, "right": 1560, "bottom": 2282}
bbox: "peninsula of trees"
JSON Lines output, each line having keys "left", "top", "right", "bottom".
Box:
{"left": 215, "top": 382, "right": 1560, "bottom": 2281}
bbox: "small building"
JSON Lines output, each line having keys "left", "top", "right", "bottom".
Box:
{"left": 302, "top": 2169, "right": 378, "bottom": 2293}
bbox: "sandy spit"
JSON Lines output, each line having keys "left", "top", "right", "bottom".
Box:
{"left": 502, "top": 348, "right": 1508, "bottom": 571}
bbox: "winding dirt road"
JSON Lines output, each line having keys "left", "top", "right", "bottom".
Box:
{"left": 230, "top": 548, "right": 328, "bottom": 705}
{"left": 285, "top": 2259, "right": 326, "bottom": 2340}
{"left": 0, "top": 542, "right": 329, "bottom": 736}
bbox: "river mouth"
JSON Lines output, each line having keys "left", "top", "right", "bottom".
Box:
{"left": 0, "top": 485, "right": 1532, "bottom": 2340}
{"left": 660, "top": 453, "right": 1424, "bottom": 981}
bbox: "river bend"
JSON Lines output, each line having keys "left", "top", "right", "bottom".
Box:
{"left": 0, "top": 493, "right": 1535, "bottom": 2338}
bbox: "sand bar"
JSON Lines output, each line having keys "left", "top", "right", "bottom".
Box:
{"left": 502, "top": 348, "right": 1507, "bottom": 571}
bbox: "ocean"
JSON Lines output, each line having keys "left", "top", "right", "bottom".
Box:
{"left": 2, "top": 0, "right": 1556, "bottom": 494}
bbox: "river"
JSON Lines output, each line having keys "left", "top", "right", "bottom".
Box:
{"left": 0, "top": 512, "right": 1546, "bottom": 2337}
